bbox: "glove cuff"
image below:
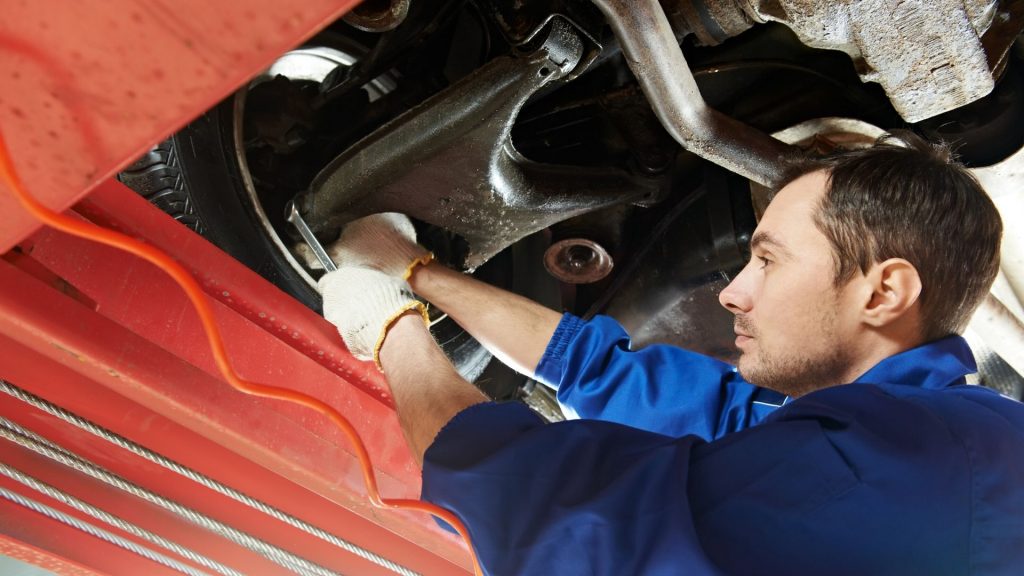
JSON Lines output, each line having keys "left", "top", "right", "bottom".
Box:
{"left": 402, "top": 251, "right": 434, "bottom": 281}
{"left": 371, "top": 300, "right": 430, "bottom": 370}
{"left": 319, "top": 267, "right": 429, "bottom": 370}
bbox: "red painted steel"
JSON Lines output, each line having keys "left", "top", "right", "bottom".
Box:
{"left": 0, "top": 2, "right": 480, "bottom": 573}
{"left": 0, "top": 440, "right": 290, "bottom": 575}
{"left": 0, "top": 225, "right": 473, "bottom": 574}
{"left": 0, "top": 331, "right": 464, "bottom": 576}
{"left": 0, "top": 496, "right": 178, "bottom": 576}
{"left": 76, "top": 178, "right": 395, "bottom": 408}
{"left": 0, "top": 0, "right": 361, "bottom": 252}
{"left": 0, "top": 386, "right": 403, "bottom": 576}
{"left": 0, "top": 533, "right": 105, "bottom": 576}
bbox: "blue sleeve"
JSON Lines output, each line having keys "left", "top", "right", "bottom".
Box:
{"left": 423, "top": 388, "right": 989, "bottom": 576}
{"left": 422, "top": 402, "right": 722, "bottom": 576}
{"left": 534, "top": 313, "right": 783, "bottom": 440}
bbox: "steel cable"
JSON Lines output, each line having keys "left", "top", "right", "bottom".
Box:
{"left": 0, "top": 120, "right": 481, "bottom": 574}
{"left": 0, "top": 465, "right": 234, "bottom": 576}
{"left": 0, "top": 379, "right": 420, "bottom": 576}
{"left": 0, "top": 417, "right": 341, "bottom": 576}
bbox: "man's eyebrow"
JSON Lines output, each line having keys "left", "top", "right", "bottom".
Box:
{"left": 749, "top": 231, "right": 792, "bottom": 257}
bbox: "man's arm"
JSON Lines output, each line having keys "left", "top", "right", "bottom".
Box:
{"left": 379, "top": 311, "right": 488, "bottom": 464}
{"left": 408, "top": 261, "right": 562, "bottom": 376}
{"left": 319, "top": 212, "right": 560, "bottom": 377}
{"left": 421, "top": 388, "right": 970, "bottom": 576}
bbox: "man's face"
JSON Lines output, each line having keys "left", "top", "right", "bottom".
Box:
{"left": 718, "top": 171, "right": 862, "bottom": 397}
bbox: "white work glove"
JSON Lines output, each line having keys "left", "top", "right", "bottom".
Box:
{"left": 326, "top": 213, "right": 433, "bottom": 279}
{"left": 319, "top": 266, "right": 428, "bottom": 369}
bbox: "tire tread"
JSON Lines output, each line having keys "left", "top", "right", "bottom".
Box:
{"left": 118, "top": 141, "right": 204, "bottom": 234}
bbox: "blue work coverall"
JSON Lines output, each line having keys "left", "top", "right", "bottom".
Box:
{"left": 421, "top": 314, "right": 1024, "bottom": 575}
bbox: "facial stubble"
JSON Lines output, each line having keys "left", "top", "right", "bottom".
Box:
{"left": 735, "top": 303, "right": 853, "bottom": 398}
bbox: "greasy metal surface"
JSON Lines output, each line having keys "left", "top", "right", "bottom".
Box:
{"left": 595, "top": 173, "right": 749, "bottom": 362}
{"left": 486, "top": 8, "right": 606, "bottom": 83}
{"left": 543, "top": 238, "right": 614, "bottom": 284}
{"left": 663, "top": 0, "right": 751, "bottom": 45}
{"left": 749, "top": 117, "right": 886, "bottom": 217}
{"left": 0, "top": 0, "right": 363, "bottom": 254}
{"left": 981, "top": 0, "right": 1024, "bottom": 77}
{"left": 667, "top": 0, "right": 1005, "bottom": 122}
{"left": 343, "top": 0, "right": 411, "bottom": 32}
{"left": 590, "top": 0, "right": 799, "bottom": 188}
{"left": 301, "top": 18, "right": 658, "bottom": 269}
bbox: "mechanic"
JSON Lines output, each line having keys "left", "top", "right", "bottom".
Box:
{"left": 319, "top": 132, "right": 1024, "bottom": 575}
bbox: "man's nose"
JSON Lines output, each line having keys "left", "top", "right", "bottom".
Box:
{"left": 719, "top": 265, "right": 753, "bottom": 315}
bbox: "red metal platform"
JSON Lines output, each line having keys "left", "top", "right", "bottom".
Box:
{"left": 0, "top": 1, "right": 474, "bottom": 574}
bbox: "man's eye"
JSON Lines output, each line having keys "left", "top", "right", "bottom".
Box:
{"left": 758, "top": 257, "right": 771, "bottom": 269}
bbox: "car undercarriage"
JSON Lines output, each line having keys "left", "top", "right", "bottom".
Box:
{"left": 119, "top": 0, "right": 1024, "bottom": 406}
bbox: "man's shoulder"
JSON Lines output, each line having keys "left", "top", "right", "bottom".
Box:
{"left": 870, "top": 381, "right": 1024, "bottom": 425}
{"left": 776, "top": 382, "right": 1024, "bottom": 455}
{"left": 796, "top": 380, "right": 1023, "bottom": 417}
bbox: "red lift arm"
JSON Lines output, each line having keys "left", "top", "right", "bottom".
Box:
{"left": 0, "top": 1, "right": 474, "bottom": 574}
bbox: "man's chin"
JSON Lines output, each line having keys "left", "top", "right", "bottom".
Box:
{"left": 735, "top": 357, "right": 759, "bottom": 385}
{"left": 736, "top": 356, "right": 779, "bottom": 392}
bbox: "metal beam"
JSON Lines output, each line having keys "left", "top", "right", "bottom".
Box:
{"left": 0, "top": 0, "right": 361, "bottom": 253}
{"left": 0, "top": 182, "right": 475, "bottom": 574}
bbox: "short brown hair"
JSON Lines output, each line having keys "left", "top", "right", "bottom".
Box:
{"left": 780, "top": 131, "right": 1003, "bottom": 342}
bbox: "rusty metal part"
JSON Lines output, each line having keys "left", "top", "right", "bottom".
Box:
{"left": 343, "top": 0, "right": 410, "bottom": 32}
{"left": 507, "top": 14, "right": 603, "bottom": 83}
{"left": 479, "top": 2, "right": 606, "bottom": 83}
{"left": 662, "top": 0, "right": 1008, "bottom": 123}
{"left": 662, "top": 0, "right": 752, "bottom": 45}
{"left": 981, "top": 0, "right": 1024, "bottom": 78}
{"left": 589, "top": 0, "right": 799, "bottom": 188}
{"left": 749, "top": 117, "right": 886, "bottom": 217}
{"left": 543, "top": 238, "right": 614, "bottom": 284}
{"left": 299, "top": 18, "right": 660, "bottom": 269}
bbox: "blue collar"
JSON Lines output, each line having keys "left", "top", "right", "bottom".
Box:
{"left": 851, "top": 335, "right": 977, "bottom": 390}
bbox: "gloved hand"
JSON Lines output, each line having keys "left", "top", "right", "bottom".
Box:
{"left": 326, "top": 212, "right": 433, "bottom": 279}
{"left": 318, "top": 213, "right": 432, "bottom": 369}
{"left": 319, "top": 266, "right": 429, "bottom": 369}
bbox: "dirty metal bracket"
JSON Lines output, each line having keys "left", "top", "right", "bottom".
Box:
{"left": 297, "top": 17, "right": 660, "bottom": 269}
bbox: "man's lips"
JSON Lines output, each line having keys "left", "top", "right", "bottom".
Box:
{"left": 734, "top": 315, "right": 756, "bottom": 348}
{"left": 733, "top": 320, "right": 754, "bottom": 348}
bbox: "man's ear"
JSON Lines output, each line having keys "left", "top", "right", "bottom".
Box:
{"left": 861, "top": 258, "right": 922, "bottom": 327}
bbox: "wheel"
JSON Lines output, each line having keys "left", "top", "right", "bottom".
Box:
{"left": 118, "top": 34, "right": 542, "bottom": 390}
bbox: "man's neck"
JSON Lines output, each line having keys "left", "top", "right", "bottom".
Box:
{"left": 834, "top": 329, "right": 924, "bottom": 391}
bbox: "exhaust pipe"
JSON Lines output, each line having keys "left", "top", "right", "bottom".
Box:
{"left": 590, "top": 0, "right": 799, "bottom": 187}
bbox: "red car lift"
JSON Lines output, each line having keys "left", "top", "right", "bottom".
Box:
{"left": 0, "top": 1, "right": 473, "bottom": 574}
